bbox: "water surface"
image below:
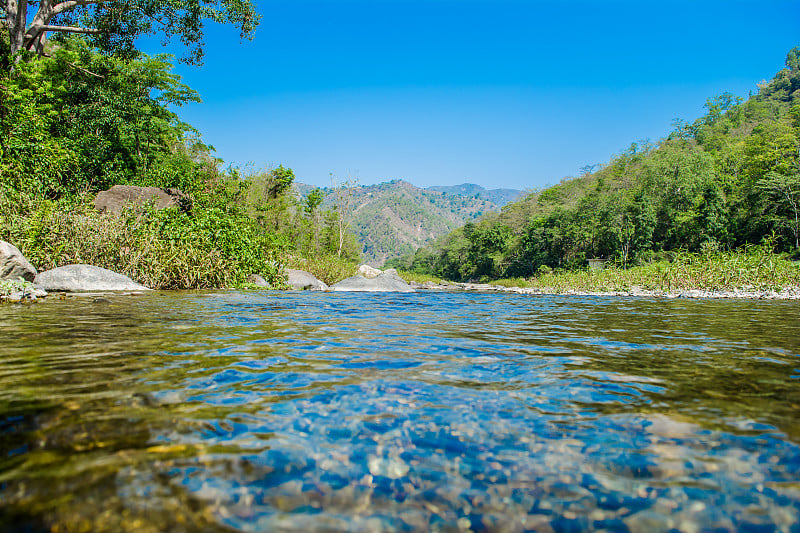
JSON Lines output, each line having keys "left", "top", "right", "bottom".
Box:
{"left": 1, "top": 291, "right": 799, "bottom": 532}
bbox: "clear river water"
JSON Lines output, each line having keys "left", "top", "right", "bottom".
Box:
{"left": 1, "top": 291, "right": 799, "bottom": 532}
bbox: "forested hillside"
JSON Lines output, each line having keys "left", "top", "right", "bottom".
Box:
{"left": 296, "top": 180, "right": 520, "bottom": 266}
{"left": 355, "top": 181, "right": 509, "bottom": 265}
{"left": 393, "top": 48, "right": 800, "bottom": 281}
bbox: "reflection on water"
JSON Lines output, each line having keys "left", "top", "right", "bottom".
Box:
{"left": 1, "top": 291, "right": 799, "bottom": 531}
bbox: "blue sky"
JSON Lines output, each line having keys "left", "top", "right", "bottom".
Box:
{"left": 151, "top": 0, "right": 799, "bottom": 190}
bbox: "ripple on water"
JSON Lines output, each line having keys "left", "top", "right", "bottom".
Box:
{"left": 0, "top": 291, "right": 799, "bottom": 531}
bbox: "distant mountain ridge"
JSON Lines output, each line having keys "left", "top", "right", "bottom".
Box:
{"left": 294, "top": 180, "right": 523, "bottom": 265}
{"left": 427, "top": 184, "right": 524, "bottom": 206}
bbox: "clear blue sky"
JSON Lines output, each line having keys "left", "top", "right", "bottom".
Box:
{"left": 149, "top": 0, "right": 799, "bottom": 191}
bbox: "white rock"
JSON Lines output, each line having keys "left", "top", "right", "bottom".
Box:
{"left": 357, "top": 264, "right": 383, "bottom": 279}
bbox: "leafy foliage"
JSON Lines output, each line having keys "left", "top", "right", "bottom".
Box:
{"left": 1, "top": 39, "right": 202, "bottom": 199}
{"left": 4, "top": 0, "right": 259, "bottom": 63}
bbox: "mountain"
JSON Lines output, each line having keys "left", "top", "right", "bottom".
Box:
{"left": 427, "top": 184, "right": 525, "bottom": 206}
{"left": 294, "top": 180, "right": 522, "bottom": 265}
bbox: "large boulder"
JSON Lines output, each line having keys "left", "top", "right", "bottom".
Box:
{"left": 94, "top": 185, "right": 190, "bottom": 215}
{"left": 331, "top": 271, "right": 415, "bottom": 293}
{"left": 34, "top": 265, "right": 150, "bottom": 292}
{"left": 285, "top": 269, "right": 328, "bottom": 290}
{"left": 0, "top": 241, "right": 37, "bottom": 282}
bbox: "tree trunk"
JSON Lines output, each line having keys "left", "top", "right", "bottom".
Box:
{"left": 6, "top": 0, "right": 28, "bottom": 57}
{"left": 6, "top": 0, "right": 104, "bottom": 61}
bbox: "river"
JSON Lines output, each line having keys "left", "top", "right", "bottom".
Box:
{"left": 1, "top": 291, "right": 799, "bottom": 531}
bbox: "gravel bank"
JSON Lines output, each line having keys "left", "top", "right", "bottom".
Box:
{"left": 410, "top": 281, "right": 800, "bottom": 299}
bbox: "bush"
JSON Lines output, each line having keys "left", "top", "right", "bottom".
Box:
{"left": 0, "top": 193, "right": 287, "bottom": 289}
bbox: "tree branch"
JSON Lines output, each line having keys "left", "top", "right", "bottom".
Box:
{"left": 67, "top": 61, "right": 105, "bottom": 78}
{"left": 51, "top": 0, "right": 112, "bottom": 17}
{"left": 34, "top": 24, "right": 103, "bottom": 34}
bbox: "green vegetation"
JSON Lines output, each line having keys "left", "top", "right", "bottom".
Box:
{"left": 5, "top": 0, "right": 258, "bottom": 63}
{"left": 492, "top": 245, "right": 800, "bottom": 294}
{"left": 392, "top": 270, "right": 446, "bottom": 285}
{"left": 396, "top": 48, "right": 800, "bottom": 287}
{"left": 0, "top": 33, "right": 360, "bottom": 289}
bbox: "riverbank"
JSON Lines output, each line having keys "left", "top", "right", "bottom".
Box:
{"left": 4, "top": 245, "right": 800, "bottom": 301}
{"left": 402, "top": 246, "right": 800, "bottom": 300}
{"left": 410, "top": 280, "right": 800, "bottom": 299}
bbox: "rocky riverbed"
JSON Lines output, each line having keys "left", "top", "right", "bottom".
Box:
{"left": 410, "top": 280, "right": 800, "bottom": 299}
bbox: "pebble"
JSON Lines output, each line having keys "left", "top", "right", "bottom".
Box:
{"left": 367, "top": 456, "right": 409, "bottom": 479}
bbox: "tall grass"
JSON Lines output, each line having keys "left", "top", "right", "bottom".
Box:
{"left": 394, "top": 270, "right": 445, "bottom": 284}
{"left": 517, "top": 246, "right": 800, "bottom": 293}
{"left": 285, "top": 255, "right": 359, "bottom": 286}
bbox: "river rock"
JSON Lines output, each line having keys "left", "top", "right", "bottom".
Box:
{"left": 0, "top": 241, "right": 37, "bottom": 282}
{"left": 331, "top": 271, "right": 415, "bottom": 293}
{"left": 2, "top": 284, "right": 47, "bottom": 302}
{"left": 34, "top": 265, "right": 150, "bottom": 292}
{"left": 285, "top": 269, "right": 328, "bottom": 290}
{"left": 94, "top": 185, "right": 190, "bottom": 215}
{"left": 246, "top": 274, "right": 271, "bottom": 287}
{"left": 357, "top": 264, "right": 382, "bottom": 279}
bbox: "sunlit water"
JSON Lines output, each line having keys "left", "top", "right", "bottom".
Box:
{"left": 1, "top": 291, "right": 799, "bottom": 532}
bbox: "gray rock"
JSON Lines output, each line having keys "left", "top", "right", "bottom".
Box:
{"left": 94, "top": 185, "right": 190, "bottom": 215}
{"left": 246, "top": 273, "right": 271, "bottom": 287}
{"left": 285, "top": 269, "right": 328, "bottom": 290}
{"left": 331, "top": 271, "right": 415, "bottom": 293}
{"left": 34, "top": 265, "right": 150, "bottom": 292}
{"left": 0, "top": 241, "right": 37, "bottom": 282}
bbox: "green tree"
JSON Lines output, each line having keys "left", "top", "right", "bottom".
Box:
{"left": 757, "top": 171, "right": 800, "bottom": 249}
{"left": 1, "top": 40, "right": 202, "bottom": 198}
{"left": 304, "top": 188, "right": 324, "bottom": 216}
{"left": 303, "top": 187, "right": 325, "bottom": 252}
{"left": 3, "top": 0, "right": 259, "bottom": 63}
